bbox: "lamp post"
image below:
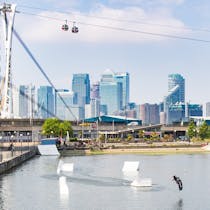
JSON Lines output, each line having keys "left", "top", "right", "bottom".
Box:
{"left": 20, "top": 133, "right": 23, "bottom": 154}
{"left": 27, "top": 132, "right": 30, "bottom": 151}
{"left": 0, "top": 136, "right": 2, "bottom": 162}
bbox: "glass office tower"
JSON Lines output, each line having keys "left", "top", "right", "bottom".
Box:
{"left": 37, "top": 86, "right": 54, "bottom": 118}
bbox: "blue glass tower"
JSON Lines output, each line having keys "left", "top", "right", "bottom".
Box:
{"left": 100, "top": 69, "right": 122, "bottom": 115}
{"left": 114, "top": 72, "right": 130, "bottom": 109}
{"left": 168, "top": 74, "right": 185, "bottom": 103}
{"left": 72, "top": 74, "right": 90, "bottom": 106}
{"left": 37, "top": 86, "right": 54, "bottom": 118}
{"left": 72, "top": 74, "right": 90, "bottom": 119}
{"left": 164, "top": 74, "right": 185, "bottom": 124}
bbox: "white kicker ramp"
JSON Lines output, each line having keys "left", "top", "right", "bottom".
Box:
{"left": 38, "top": 145, "right": 60, "bottom": 156}
{"left": 122, "top": 161, "right": 140, "bottom": 181}
{"left": 122, "top": 161, "right": 140, "bottom": 172}
{"left": 57, "top": 160, "right": 74, "bottom": 174}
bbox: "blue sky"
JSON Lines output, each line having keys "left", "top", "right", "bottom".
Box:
{"left": 1, "top": 0, "right": 210, "bottom": 106}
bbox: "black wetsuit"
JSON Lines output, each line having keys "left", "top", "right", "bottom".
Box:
{"left": 173, "top": 176, "right": 183, "bottom": 191}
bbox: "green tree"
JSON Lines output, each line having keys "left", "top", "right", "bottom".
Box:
{"left": 138, "top": 130, "right": 144, "bottom": 139}
{"left": 59, "top": 121, "right": 73, "bottom": 138}
{"left": 42, "top": 118, "right": 60, "bottom": 137}
{"left": 187, "top": 120, "right": 197, "bottom": 139}
{"left": 198, "top": 121, "right": 209, "bottom": 140}
{"left": 150, "top": 132, "right": 159, "bottom": 141}
{"left": 127, "top": 134, "right": 133, "bottom": 141}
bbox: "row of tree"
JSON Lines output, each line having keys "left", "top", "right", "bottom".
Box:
{"left": 42, "top": 118, "right": 210, "bottom": 142}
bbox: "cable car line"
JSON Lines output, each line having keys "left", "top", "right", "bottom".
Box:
{"left": 18, "top": 4, "right": 210, "bottom": 33}
{"left": 13, "top": 29, "right": 78, "bottom": 121}
{"left": 18, "top": 11, "right": 210, "bottom": 44}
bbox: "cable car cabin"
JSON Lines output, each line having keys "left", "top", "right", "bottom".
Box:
{"left": 72, "top": 26, "right": 79, "bottom": 33}
{"left": 62, "top": 24, "right": 69, "bottom": 31}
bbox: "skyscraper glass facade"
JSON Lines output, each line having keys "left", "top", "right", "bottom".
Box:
{"left": 37, "top": 86, "right": 54, "bottom": 118}
{"left": 100, "top": 70, "right": 122, "bottom": 115}
{"left": 19, "top": 85, "right": 36, "bottom": 118}
{"left": 55, "top": 89, "right": 81, "bottom": 121}
{"left": 164, "top": 74, "right": 185, "bottom": 124}
{"left": 114, "top": 72, "right": 130, "bottom": 109}
{"left": 72, "top": 74, "right": 90, "bottom": 106}
{"left": 19, "top": 85, "right": 29, "bottom": 118}
{"left": 168, "top": 74, "right": 185, "bottom": 103}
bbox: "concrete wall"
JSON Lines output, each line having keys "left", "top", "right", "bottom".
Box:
{"left": 0, "top": 150, "right": 36, "bottom": 175}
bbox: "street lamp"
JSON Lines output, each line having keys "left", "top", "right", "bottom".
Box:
{"left": 20, "top": 133, "right": 23, "bottom": 154}
{"left": 27, "top": 132, "right": 30, "bottom": 151}
{"left": 0, "top": 136, "right": 2, "bottom": 162}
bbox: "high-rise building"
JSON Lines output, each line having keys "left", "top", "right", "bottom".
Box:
{"left": 90, "top": 82, "right": 100, "bottom": 100}
{"left": 72, "top": 73, "right": 90, "bottom": 106}
{"left": 85, "top": 98, "right": 100, "bottom": 118}
{"left": 206, "top": 102, "right": 210, "bottom": 117}
{"left": 72, "top": 74, "right": 90, "bottom": 119}
{"left": 37, "top": 86, "right": 54, "bottom": 118}
{"left": 187, "top": 104, "right": 203, "bottom": 117}
{"left": 19, "top": 85, "right": 36, "bottom": 118}
{"left": 99, "top": 69, "right": 122, "bottom": 115}
{"left": 164, "top": 74, "right": 185, "bottom": 124}
{"left": 140, "top": 103, "right": 160, "bottom": 125}
{"left": 55, "top": 89, "right": 81, "bottom": 121}
{"left": 114, "top": 72, "right": 129, "bottom": 109}
{"left": 168, "top": 74, "right": 185, "bottom": 103}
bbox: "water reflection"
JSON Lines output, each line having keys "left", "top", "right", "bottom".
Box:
{"left": 0, "top": 178, "right": 5, "bottom": 210}
{"left": 173, "top": 198, "right": 183, "bottom": 210}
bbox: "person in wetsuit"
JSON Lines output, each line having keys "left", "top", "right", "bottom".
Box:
{"left": 173, "top": 175, "right": 183, "bottom": 191}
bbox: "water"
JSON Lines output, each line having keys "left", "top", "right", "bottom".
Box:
{"left": 0, "top": 153, "right": 210, "bottom": 210}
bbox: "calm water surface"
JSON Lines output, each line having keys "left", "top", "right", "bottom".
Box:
{"left": 0, "top": 153, "right": 210, "bottom": 210}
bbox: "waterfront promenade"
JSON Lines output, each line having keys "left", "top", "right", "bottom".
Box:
{"left": 0, "top": 142, "right": 37, "bottom": 174}
{"left": 60, "top": 141, "right": 209, "bottom": 156}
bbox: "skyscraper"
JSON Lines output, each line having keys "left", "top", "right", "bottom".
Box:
{"left": 72, "top": 74, "right": 90, "bottom": 119}
{"left": 19, "top": 85, "right": 36, "bottom": 118}
{"left": 140, "top": 103, "right": 160, "bottom": 125}
{"left": 206, "top": 102, "right": 210, "bottom": 117}
{"left": 99, "top": 69, "right": 123, "bottom": 115}
{"left": 55, "top": 89, "right": 81, "bottom": 121}
{"left": 37, "top": 86, "right": 54, "bottom": 118}
{"left": 114, "top": 72, "right": 130, "bottom": 109}
{"left": 72, "top": 73, "right": 90, "bottom": 106}
{"left": 168, "top": 74, "right": 185, "bottom": 103}
{"left": 90, "top": 82, "right": 100, "bottom": 100}
{"left": 164, "top": 74, "right": 185, "bottom": 124}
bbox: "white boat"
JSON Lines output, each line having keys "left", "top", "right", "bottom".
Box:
{"left": 37, "top": 138, "right": 60, "bottom": 156}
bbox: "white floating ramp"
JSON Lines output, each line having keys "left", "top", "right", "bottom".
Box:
{"left": 57, "top": 160, "right": 74, "bottom": 174}
{"left": 38, "top": 145, "right": 60, "bottom": 156}
{"left": 122, "top": 161, "right": 139, "bottom": 172}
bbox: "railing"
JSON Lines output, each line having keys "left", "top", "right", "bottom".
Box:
{"left": 0, "top": 140, "right": 38, "bottom": 162}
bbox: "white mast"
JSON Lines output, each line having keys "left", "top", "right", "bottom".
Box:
{"left": 0, "top": 3, "right": 16, "bottom": 118}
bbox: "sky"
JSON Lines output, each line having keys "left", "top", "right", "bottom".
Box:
{"left": 1, "top": 0, "right": 210, "bottom": 106}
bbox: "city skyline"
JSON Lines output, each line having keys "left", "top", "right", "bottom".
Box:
{"left": 1, "top": 0, "right": 210, "bottom": 105}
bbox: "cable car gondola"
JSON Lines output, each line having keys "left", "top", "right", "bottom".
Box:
{"left": 72, "top": 22, "right": 79, "bottom": 33}
{"left": 62, "top": 20, "right": 69, "bottom": 31}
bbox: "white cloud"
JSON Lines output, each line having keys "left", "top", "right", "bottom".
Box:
{"left": 108, "top": 0, "right": 184, "bottom": 6}
{"left": 15, "top": 5, "right": 188, "bottom": 44}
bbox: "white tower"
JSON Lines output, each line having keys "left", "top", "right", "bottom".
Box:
{"left": 0, "top": 3, "right": 16, "bottom": 118}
